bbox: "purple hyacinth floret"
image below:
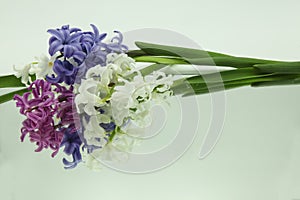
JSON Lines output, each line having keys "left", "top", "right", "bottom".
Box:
{"left": 79, "top": 24, "right": 107, "bottom": 54}
{"left": 14, "top": 80, "right": 62, "bottom": 156}
{"left": 106, "top": 31, "right": 128, "bottom": 53}
{"left": 100, "top": 122, "right": 116, "bottom": 132}
{"left": 46, "top": 60, "right": 78, "bottom": 85}
{"left": 75, "top": 45, "right": 107, "bottom": 82}
{"left": 60, "top": 126, "right": 82, "bottom": 169}
{"left": 48, "top": 25, "right": 82, "bottom": 58}
{"left": 62, "top": 148, "right": 82, "bottom": 169}
{"left": 56, "top": 86, "right": 80, "bottom": 128}
{"left": 46, "top": 24, "right": 128, "bottom": 85}
{"left": 14, "top": 80, "right": 79, "bottom": 158}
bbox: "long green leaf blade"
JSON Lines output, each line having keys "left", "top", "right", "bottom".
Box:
{"left": 174, "top": 73, "right": 299, "bottom": 96}
{"left": 254, "top": 62, "right": 300, "bottom": 73}
{"left": 135, "top": 41, "right": 227, "bottom": 58}
{"left": 134, "top": 56, "right": 187, "bottom": 64}
{"left": 0, "top": 88, "right": 28, "bottom": 104}
{"left": 135, "top": 42, "right": 285, "bottom": 68}
{"left": 0, "top": 75, "right": 25, "bottom": 88}
{"left": 186, "top": 68, "right": 273, "bottom": 84}
{"left": 139, "top": 63, "right": 168, "bottom": 76}
{"left": 187, "top": 57, "right": 280, "bottom": 68}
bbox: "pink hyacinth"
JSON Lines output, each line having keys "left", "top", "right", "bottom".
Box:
{"left": 14, "top": 80, "right": 77, "bottom": 157}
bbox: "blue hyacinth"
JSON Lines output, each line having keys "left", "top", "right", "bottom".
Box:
{"left": 46, "top": 24, "right": 128, "bottom": 85}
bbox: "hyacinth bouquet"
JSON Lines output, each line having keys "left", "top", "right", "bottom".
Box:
{"left": 1, "top": 24, "right": 299, "bottom": 170}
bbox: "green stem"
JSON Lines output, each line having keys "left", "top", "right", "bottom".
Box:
{"left": 109, "top": 127, "right": 119, "bottom": 142}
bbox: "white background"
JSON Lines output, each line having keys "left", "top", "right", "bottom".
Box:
{"left": 0, "top": 0, "right": 300, "bottom": 199}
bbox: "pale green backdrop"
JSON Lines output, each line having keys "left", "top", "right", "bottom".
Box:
{"left": 0, "top": 0, "right": 300, "bottom": 199}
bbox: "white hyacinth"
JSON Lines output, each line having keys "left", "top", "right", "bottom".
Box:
{"left": 82, "top": 115, "right": 107, "bottom": 147}
{"left": 106, "top": 53, "right": 136, "bottom": 75}
{"left": 13, "top": 63, "right": 34, "bottom": 85}
{"left": 32, "top": 54, "right": 56, "bottom": 79}
{"left": 13, "top": 54, "right": 56, "bottom": 84}
{"left": 74, "top": 52, "right": 174, "bottom": 165}
{"left": 75, "top": 78, "right": 105, "bottom": 115}
{"left": 111, "top": 71, "right": 173, "bottom": 127}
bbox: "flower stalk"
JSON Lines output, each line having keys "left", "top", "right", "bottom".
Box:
{"left": 127, "top": 42, "right": 300, "bottom": 96}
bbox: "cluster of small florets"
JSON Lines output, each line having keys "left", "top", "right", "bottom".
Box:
{"left": 14, "top": 24, "right": 173, "bottom": 170}
{"left": 46, "top": 24, "right": 127, "bottom": 85}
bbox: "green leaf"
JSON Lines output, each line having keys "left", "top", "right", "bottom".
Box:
{"left": 171, "top": 68, "right": 266, "bottom": 95}
{"left": 134, "top": 56, "right": 187, "bottom": 64}
{"left": 251, "top": 77, "right": 300, "bottom": 87}
{"left": 186, "top": 57, "right": 279, "bottom": 68}
{"left": 135, "top": 41, "right": 227, "bottom": 58}
{"left": 125, "top": 64, "right": 168, "bottom": 79}
{"left": 254, "top": 62, "right": 300, "bottom": 74}
{"left": 0, "top": 75, "right": 26, "bottom": 88}
{"left": 139, "top": 63, "right": 168, "bottom": 76}
{"left": 134, "top": 42, "right": 285, "bottom": 68}
{"left": 186, "top": 68, "right": 273, "bottom": 84}
{"left": 133, "top": 55, "right": 283, "bottom": 68}
{"left": 182, "top": 82, "right": 249, "bottom": 97}
{"left": 174, "top": 73, "right": 300, "bottom": 96}
{"left": 0, "top": 88, "right": 28, "bottom": 104}
{"left": 127, "top": 49, "right": 148, "bottom": 58}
